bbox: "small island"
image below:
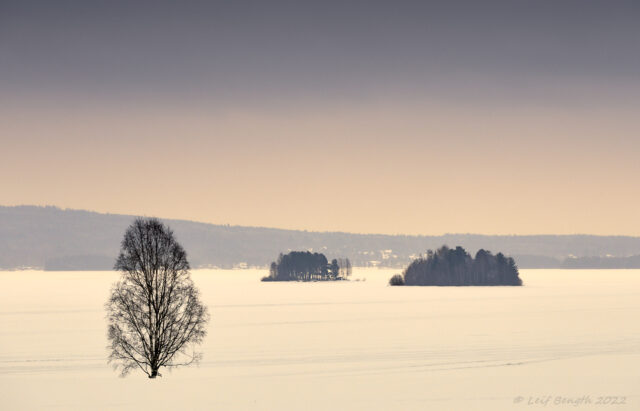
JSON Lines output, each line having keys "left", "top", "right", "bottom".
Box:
{"left": 262, "top": 251, "right": 352, "bottom": 281}
{"left": 389, "top": 246, "right": 522, "bottom": 286}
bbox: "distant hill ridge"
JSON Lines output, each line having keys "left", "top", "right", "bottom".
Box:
{"left": 2, "top": 205, "right": 640, "bottom": 270}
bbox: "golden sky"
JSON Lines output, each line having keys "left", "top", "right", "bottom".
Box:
{"left": 2, "top": 97, "right": 639, "bottom": 235}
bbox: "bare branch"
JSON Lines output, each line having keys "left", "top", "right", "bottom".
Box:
{"left": 107, "top": 218, "right": 209, "bottom": 378}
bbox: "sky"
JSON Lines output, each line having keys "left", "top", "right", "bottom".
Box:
{"left": 1, "top": 0, "right": 639, "bottom": 235}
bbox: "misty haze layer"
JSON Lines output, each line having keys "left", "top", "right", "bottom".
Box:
{"left": 2, "top": 206, "right": 640, "bottom": 270}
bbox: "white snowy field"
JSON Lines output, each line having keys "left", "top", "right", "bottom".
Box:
{"left": 0, "top": 268, "right": 639, "bottom": 410}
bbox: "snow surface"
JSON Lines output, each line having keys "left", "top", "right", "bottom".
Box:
{"left": 1, "top": 268, "right": 639, "bottom": 410}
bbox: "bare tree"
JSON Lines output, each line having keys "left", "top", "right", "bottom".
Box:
{"left": 107, "top": 218, "right": 209, "bottom": 378}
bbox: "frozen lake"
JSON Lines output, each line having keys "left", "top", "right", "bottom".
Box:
{"left": 1, "top": 268, "right": 639, "bottom": 410}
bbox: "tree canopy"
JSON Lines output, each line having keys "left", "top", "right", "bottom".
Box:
{"left": 392, "top": 245, "right": 522, "bottom": 286}
{"left": 262, "top": 251, "right": 351, "bottom": 281}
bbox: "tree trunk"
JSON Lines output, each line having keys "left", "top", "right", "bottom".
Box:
{"left": 149, "top": 368, "right": 159, "bottom": 378}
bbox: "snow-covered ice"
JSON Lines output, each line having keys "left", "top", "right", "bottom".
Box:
{"left": 1, "top": 268, "right": 638, "bottom": 410}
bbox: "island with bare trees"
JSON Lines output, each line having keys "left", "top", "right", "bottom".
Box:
{"left": 389, "top": 246, "right": 522, "bottom": 286}
{"left": 261, "top": 251, "right": 352, "bottom": 281}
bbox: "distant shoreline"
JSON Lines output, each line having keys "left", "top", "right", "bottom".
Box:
{"left": 3, "top": 205, "right": 640, "bottom": 271}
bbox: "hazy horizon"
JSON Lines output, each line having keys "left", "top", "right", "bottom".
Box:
{"left": 3, "top": 1, "right": 640, "bottom": 235}
{"left": 4, "top": 204, "right": 640, "bottom": 238}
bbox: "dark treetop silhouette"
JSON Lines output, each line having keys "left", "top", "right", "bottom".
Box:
{"left": 107, "top": 218, "right": 209, "bottom": 378}
{"left": 390, "top": 245, "right": 522, "bottom": 286}
{"left": 262, "top": 251, "right": 352, "bottom": 281}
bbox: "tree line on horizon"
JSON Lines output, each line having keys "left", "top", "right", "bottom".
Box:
{"left": 7, "top": 206, "right": 640, "bottom": 271}
{"left": 262, "top": 251, "right": 352, "bottom": 281}
{"left": 389, "top": 245, "right": 522, "bottom": 286}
